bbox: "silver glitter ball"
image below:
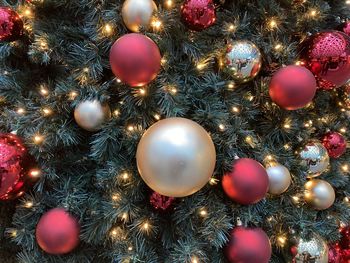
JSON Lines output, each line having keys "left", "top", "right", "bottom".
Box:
{"left": 300, "top": 141, "right": 330, "bottom": 178}
{"left": 285, "top": 232, "right": 328, "bottom": 263}
{"left": 222, "top": 40, "right": 262, "bottom": 82}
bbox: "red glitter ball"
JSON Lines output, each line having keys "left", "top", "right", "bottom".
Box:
{"left": 0, "top": 7, "right": 23, "bottom": 42}
{"left": 180, "top": 0, "right": 216, "bottom": 31}
{"left": 150, "top": 191, "right": 175, "bottom": 211}
{"left": 321, "top": 132, "right": 347, "bottom": 158}
{"left": 299, "top": 31, "right": 350, "bottom": 90}
{"left": 0, "top": 133, "right": 37, "bottom": 200}
{"left": 338, "top": 21, "right": 350, "bottom": 36}
{"left": 329, "top": 226, "right": 350, "bottom": 263}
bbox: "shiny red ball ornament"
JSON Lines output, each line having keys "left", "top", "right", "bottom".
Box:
{"left": 337, "top": 21, "right": 350, "bottom": 36}
{"left": 0, "top": 133, "right": 37, "bottom": 200}
{"left": 321, "top": 132, "right": 347, "bottom": 158}
{"left": 109, "top": 33, "right": 161, "bottom": 87}
{"left": 269, "top": 65, "right": 317, "bottom": 110}
{"left": 180, "top": 0, "right": 216, "bottom": 31}
{"left": 299, "top": 31, "right": 350, "bottom": 90}
{"left": 222, "top": 158, "right": 269, "bottom": 205}
{"left": 36, "top": 208, "right": 80, "bottom": 255}
{"left": 150, "top": 191, "right": 175, "bottom": 211}
{"left": 0, "top": 7, "right": 23, "bottom": 42}
{"left": 225, "top": 226, "right": 272, "bottom": 263}
{"left": 329, "top": 226, "right": 350, "bottom": 263}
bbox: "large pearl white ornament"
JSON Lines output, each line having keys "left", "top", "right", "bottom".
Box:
{"left": 122, "top": 0, "right": 157, "bottom": 32}
{"left": 136, "top": 117, "right": 216, "bottom": 197}
{"left": 74, "top": 100, "right": 111, "bottom": 132}
{"left": 304, "top": 179, "right": 335, "bottom": 210}
{"left": 266, "top": 163, "right": 291, "bottom": 195}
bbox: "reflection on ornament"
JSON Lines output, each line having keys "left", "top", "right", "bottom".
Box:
{"left": 285, "top": 232, "right": 329, "bottom": 263}
{"left": 299, "top": 31, "right": 350, "bottom": 90}
{"left": 222, "top": 40, "right": 262, "bottom": 82}
{"left": 300, "top": 141, "right": 330, "bottom": 178}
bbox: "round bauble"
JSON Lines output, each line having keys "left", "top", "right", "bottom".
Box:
{"left": 337, "top": 21, "right": 350, "bottom": 36}
{"left": 0, "top": 7, "right": 23, "bottom": 42}
{"left": 299, "top": 30, "right": 350, "bottom": 90}
{"left": 74, "top": 100, "right": 111, "bottom": 132}
{"left": 304, "top": 179, "right": 335, "bottom": 210}
{"left": 109, "top": 33, "right": 161, "bottom": 87}
{"left": 321, "top": 132, "right": 347, "bottom": 158}
{"left": 36, "top": 208, "right": 80, "bottom": 254}
{"left": 222, "top": 40, "right": 262, "bottom": 83}
{"left": 300, "top": 141, "right": 330, "bottom": 178}
{"left": 180, "top": 0, "right": 216, "bottom": 31}
{"left": 122, "top": 0, "right": 157, "bottom": 32}
{"left": 149, "top": 191, "right": 175, "bottom": 211}
{"left": 284, "top": 232, "right": 329, "bottom": 263}
{"left": 225, "top": 226, "right": 272, "bottom": 263}
{"left": 222, "top": 158, "right": 269, "bottom": 205}
{"left": 266, "top": 162, "right": 291, "bottom": 195}
{"left": 136, "top": 117, "right": 216, "bottom": 197}
{"left": 0, "top": 133, "right": 37, "bottom": 200}
{"left": 269, "top": 65, "right": 317, "bottom": 110}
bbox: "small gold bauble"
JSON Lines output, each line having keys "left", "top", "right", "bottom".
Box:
{"left": 266, "top": 163, "right": 291, "bottom": 195}
{"left": 136, "top": 117, "right": 216, "bottom": 197}
{"left": 74, "top": 100, "right": 111, "bottom": 132}
{"left": 300, "top": 141, "right": 330, "bottom": 178}
{"left": 304, "top": 179, "right": 335, "bottom": 210}
{"left": 122, "top": 0, "right": 157, "bottom": 32}
{"left": 221, "top": 40, "right": 262, "bottom": 82}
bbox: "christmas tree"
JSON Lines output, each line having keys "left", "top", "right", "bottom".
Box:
{"left": 0, "top": 0, "right": 349, "bottom": 262}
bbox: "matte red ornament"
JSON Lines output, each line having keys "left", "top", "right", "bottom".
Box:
{"left": 225, "top": 226, "right": 272, "bottom": 263}
{"left": 150, "top": 191, "right": 175, "bottom": 211}
{"left": 269, "top": 65, "right": 317, "bottom": 110}
{"left": 321, "top": 132, "right": 347, "bottom": 158}
{"left": 180, "top": 0, "right": 216, "bottom": 31}
{"left": 109, "top": 33, "right": 161, "bottom": 87}
{"left": 0, "top": 7, "right": 23, "bottom": 42}
{"left": 36, "top": 208, "right": 80, "bottom": 255}
{"left": 222, "top": 158, "right": 269, "bottom": 205}
{"left": 299, "top": 31, "right": 350, "bottom": 90}
{"left": 0, "top": 133, "right": 37, "bottom": 200}
{"left": 337, "top": 21, "right": 350, "bottom": 36}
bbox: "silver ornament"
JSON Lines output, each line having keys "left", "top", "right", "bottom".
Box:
{"left": 285, "top": 232, "right": 328, "bottom": 263}
{"left": 122, "top": 0, "right": 157, "bottom": 32}
{"left": 300, "top": 141, "right": 330, "bottom": 178}
{"left": 136, "top": 117, "right": 216, "bottom": 197}
{"left": 304, "top": 179, "right": 335, "bottom": 210}
{"left": 74, "top": 100, "right": 111, "bottom": 132}
{"left": 266, "top": 163, "right": 291, "bottom": 195}
{"left": 222, "top": 40, "right": 262, "bottom": 82}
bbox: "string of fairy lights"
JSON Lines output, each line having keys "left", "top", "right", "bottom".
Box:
{"left": 6, "top": 0, "right": 350, "bottom": 261}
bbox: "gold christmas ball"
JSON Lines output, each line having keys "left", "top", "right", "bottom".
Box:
{"left": 74, "top": 100, "right": 111, "bottom": 132}
{"left": 266, "top": 163, "right": 291, "bottom": 195}
{"left": 284, "top": 232, "right": 328, "bottom": 263}
{"left": 221, "top": 40, "right": 262, "bottom": 82}
{"left": 300, "top": 141, "right": 330, "bottom": 178}
{"left": 136, "top": 117, "right": 216, "bottom": 197}
{"left": 122, "top": 0, "right": 157, "bottom": 32}
{"left": 304, "top": 179, "right": 335, "bottom": 210}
